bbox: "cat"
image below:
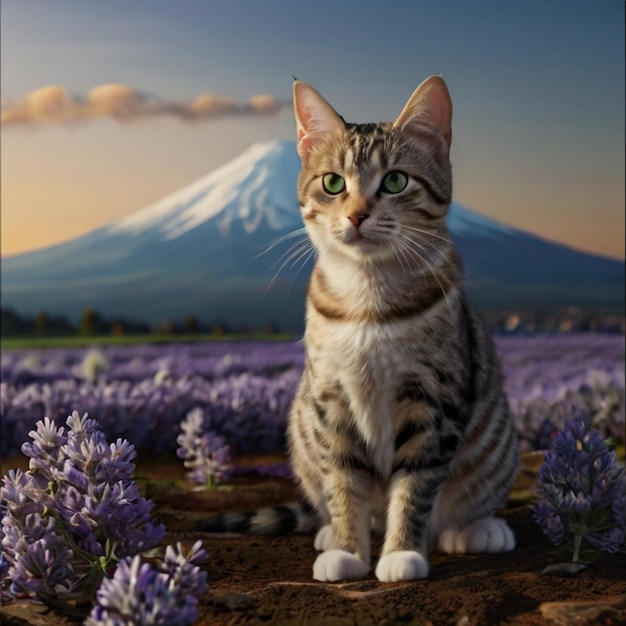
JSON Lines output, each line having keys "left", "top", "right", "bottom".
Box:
{"left": 287, "top": 75, "right": 519, "bottom": 583}
{"left": 197, "top": 76, "right": 520, "bottom": 584}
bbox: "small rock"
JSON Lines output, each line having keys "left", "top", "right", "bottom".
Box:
{"left": 539, "top": 595, "right": 626, "bottom": 625}
{"left": 213, "top": 592, "right": 259, "bottom": 611}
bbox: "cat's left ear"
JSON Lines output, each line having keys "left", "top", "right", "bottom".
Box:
{"left": 293, "top": 80, "right": 344, "bottom": 162}
{"left": 393, "top": 75, "right": 452, "bottom": 149}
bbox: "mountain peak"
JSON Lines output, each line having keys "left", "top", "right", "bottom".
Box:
{"left": 106, "top": 139, "right": 301, "bottom": 240}
{"left": 2, "top": 140, "right": 623, "bottom": 327}
{"left": 104, "top": 138, "right": 519, "bottom": 243}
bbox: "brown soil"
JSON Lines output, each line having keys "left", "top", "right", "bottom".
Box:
{"left": 1, "top": 453, "right": 625, "bottom": 626}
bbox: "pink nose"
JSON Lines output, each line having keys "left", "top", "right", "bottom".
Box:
{"left": 347, "top": 213, "right": 369, "bottom": 227}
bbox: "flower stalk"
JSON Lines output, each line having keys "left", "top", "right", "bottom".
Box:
{"left": 572, "top": 533, "right": 582, "bottom": 564}
{"left": 533, "top": 418, "right": 625, "bottom": 574}
{"left": 176, "top": 408, "right": 231, "bottom": 489}
{"left": 0, "top": 412, "right": 165, "bottom": 611}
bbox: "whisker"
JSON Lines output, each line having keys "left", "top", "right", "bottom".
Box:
{"left": 255, "top": 227, "right": 308, "bottom": 259}
{"left": 394, "top": 235, "right": 428, "bottom": 275}
{"left": 388, "top": 236, "right": 412, "bottom": 275}
{"left": 392, "top": 228, "right": 446, "bottom": 258}
{"left": 394, "top": 233, "right": 453, "bottom": 314}
{"left": 272, "top": 237, "right": 311, "bottom": 269}
{"left": 403, "top": 224, "right": 474, "bottom": 255}
{"left": 264, "top": 239, "right": 314, "bottom": 293}
{"left": 401, "top": 225, "right": 452, "bottom": 246}
{"left": 289, "top": 246, "right": 317, "bottom": 290}
{"left": 287, "top": 241, "right": 316, "bottom": 270}
{"left": 394, "top": 231, "right": 443, "bottom": 270}
{"left": 401, "top": 224, "right": 452, "bottom": 246}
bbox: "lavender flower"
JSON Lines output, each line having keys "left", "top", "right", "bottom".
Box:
{"left": 2, "top": 335, "right": 623, "bottom": 457}
{"left": 533, "top": 418, "right": 626, "bottom": 566}
{"left": 0, "top": 518, "right": 11, "bottom": 602}
{"left": 177, "top": 408, "right": 231, "bottom": 489}
{"left": 85, "top": 541, "right": 208, "bottom": 626}
{"left": 1, "top": 411, "right": 165, "bottom": 609}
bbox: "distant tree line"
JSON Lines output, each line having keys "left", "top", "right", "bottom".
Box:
{"left": 1, "top": 307, "right": 151, "bottom": 338}
{"left": 1, "top": 307, "right": 76, "bottom": 337}
{"left": 0, "top": 307, "right": 286, "bottom": 338}
{"left": 2, "top": 305, "right": 623, "bottom": 339}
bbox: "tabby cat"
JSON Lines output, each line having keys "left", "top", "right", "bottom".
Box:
{"left": 287, "top": 75, "right": 519, "bottom": 582}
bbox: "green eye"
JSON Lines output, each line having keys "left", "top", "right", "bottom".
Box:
{"left": 381, "top": 171, "right": 408, "bottom": 194}
{"left": 322, "top": 173, "right": 345, "bottom": 195}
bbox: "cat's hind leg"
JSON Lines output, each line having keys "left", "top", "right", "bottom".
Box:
{"left": 430, "top": 467, "right": 518, "bottom": 555}
{"left": 314, "top": 524, "right": 335, "bottom": 551}
{"left": 436, "top": 517, "right": 515, "bottom": 554}
{"left": 431, "top": 410, "right": 519, "bottom": 555}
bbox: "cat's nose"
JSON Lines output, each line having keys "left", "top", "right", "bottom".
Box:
{"left": 347, "top": 212, "right": 370, "bottom": 228}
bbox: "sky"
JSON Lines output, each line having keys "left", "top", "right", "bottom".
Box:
{"left": 1, "top": 0, "right": 624, "bottom": 260}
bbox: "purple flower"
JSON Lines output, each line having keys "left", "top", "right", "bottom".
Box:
{"left": 0, "top": 553, "right": 10, "bottom": 602}
{"left": 1, "top": 411, "right": 165, "bottom": 608}
{"left": 4, "top": 336, "right": 620, "bottom": 458}
{"left": 533, "top": 418, "right": 626, "bottom": 562}
{"left": 10, "top": 532, "right": 76, "bottom": 599}
{"left": 177, "top": 408, "right": 231, "bottom": 489}
{"left": 21, "top": 416, "right": 67, "bottom": 471}
{"left": 532, "top": 498, "right": 565, "bottom": 545}
{"left": 85, "top": 541, "right": 208, "bottom": 626}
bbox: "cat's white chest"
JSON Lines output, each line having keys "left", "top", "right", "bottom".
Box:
{"left": 321, "top": 321, "right": 408, "bottom": 477}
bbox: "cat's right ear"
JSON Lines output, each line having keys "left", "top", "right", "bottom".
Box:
{"left": 394, "top": 75, "right": 453, "bottom": 150}
{"left": 293, "top": 81, "right": 344, "bottom": 162}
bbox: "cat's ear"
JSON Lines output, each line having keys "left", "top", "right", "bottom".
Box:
{"left": 393, "top": 75, "right": 452, "bottom": 149}
{"left": 293, "top": 80, "right": 344, "bottom": 162}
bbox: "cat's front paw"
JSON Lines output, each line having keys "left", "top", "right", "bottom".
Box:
{"left": 375, "top": 550, "right": 429, "bottom": 582}
{"left": 438, "top": 517, "right": 515, "bottom": 554}
{"left": 313, "top": 550, "right": 370, "bottom": 582}
{"left": 314, "top": 524, "right": 336, "bottom": 551}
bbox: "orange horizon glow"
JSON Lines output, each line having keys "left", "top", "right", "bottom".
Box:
{"left": 2, "top": 179, "right": 624, "bottom": 261}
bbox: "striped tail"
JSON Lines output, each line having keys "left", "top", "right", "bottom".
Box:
{"left": 194, "top": 502, "right": 318, "bottom": 535}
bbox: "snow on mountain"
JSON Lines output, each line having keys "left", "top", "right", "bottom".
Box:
{"left": 102, "top": 138, "right": 515, "bottom": 243}
{"left": 1, "top": 139, "right": 623, "bottom": 329}
{"left": 448, "top": 203, "right": 514, "bottom": 238}
{"left": 106, "top": 140, "right": 302, "bottom": 240}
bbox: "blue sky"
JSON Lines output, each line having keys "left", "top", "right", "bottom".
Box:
{"left": 2, "top": 0, "right": 624, "bottom": 258}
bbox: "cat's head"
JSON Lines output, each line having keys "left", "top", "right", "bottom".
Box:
{"left": 293, "top": 76, "right": 453, "bottom": 265}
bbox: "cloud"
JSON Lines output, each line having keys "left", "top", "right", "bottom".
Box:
{"left": 1, "top": 84, "right": 289, "bottom": 127}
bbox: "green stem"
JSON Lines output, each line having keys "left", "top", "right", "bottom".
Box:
{"left": 206, "top": 473, "right": 215, "bottom": 490}
{"left": 572, "top": 534, "right": 582, "bottom": 563}
{"left": 43, "top": 507, "right": 118, "bottom": 574}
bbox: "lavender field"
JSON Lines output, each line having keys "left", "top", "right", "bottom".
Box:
{"left": 1, "top": 334, "right": 624, "bottom": 460}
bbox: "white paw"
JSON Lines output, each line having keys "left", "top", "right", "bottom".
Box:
{"left": 375, "top": 551, "right": 429, "bottom": 582}
{"left": 438, "top": 517, "right": 515, "bottom": 554}
{"left": 314, "top": 524, "right": 336, "bottom": 551}
{"left": 313, "top": 550, "right": 370, "bottom": 582}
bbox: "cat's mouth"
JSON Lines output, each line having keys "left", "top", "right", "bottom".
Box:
{"left": 342, "top": 229, "right": 372, "bottom": 246}
{"left": 340, "top": 229, "right": 388, "bottom": 256}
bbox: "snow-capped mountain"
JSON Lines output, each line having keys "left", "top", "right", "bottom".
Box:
{"left": 107, "top": 141, "right": 302, "bottom": 239}
{"left": 2, "top": 140, "right": 623, "bottom": 329}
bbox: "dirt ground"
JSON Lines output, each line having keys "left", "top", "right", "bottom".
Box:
{"left": 1, "top": 453, "right": 625, "bottom": 626}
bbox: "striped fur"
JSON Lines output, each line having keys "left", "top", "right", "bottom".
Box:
{"left": 288, "top": 77, "right": 519, "bottom": 582}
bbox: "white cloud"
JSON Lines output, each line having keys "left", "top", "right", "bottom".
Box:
{"left": 1, "top": 84, "right": 289, "bottom": 127}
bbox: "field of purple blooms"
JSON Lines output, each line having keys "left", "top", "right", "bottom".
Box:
{"left": 1, "top": 334, "right": 624, "bottom": 461}
{"left": 1, "top": 334, "right": 625, "bottom": 624}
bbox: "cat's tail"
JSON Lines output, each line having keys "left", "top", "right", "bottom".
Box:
{"left": 194, "top": 501, "right": 318, "bottom": 535}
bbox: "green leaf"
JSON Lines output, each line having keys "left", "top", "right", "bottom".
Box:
{"left": 541, "top": 562, "right": 588, "bottom": 576}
